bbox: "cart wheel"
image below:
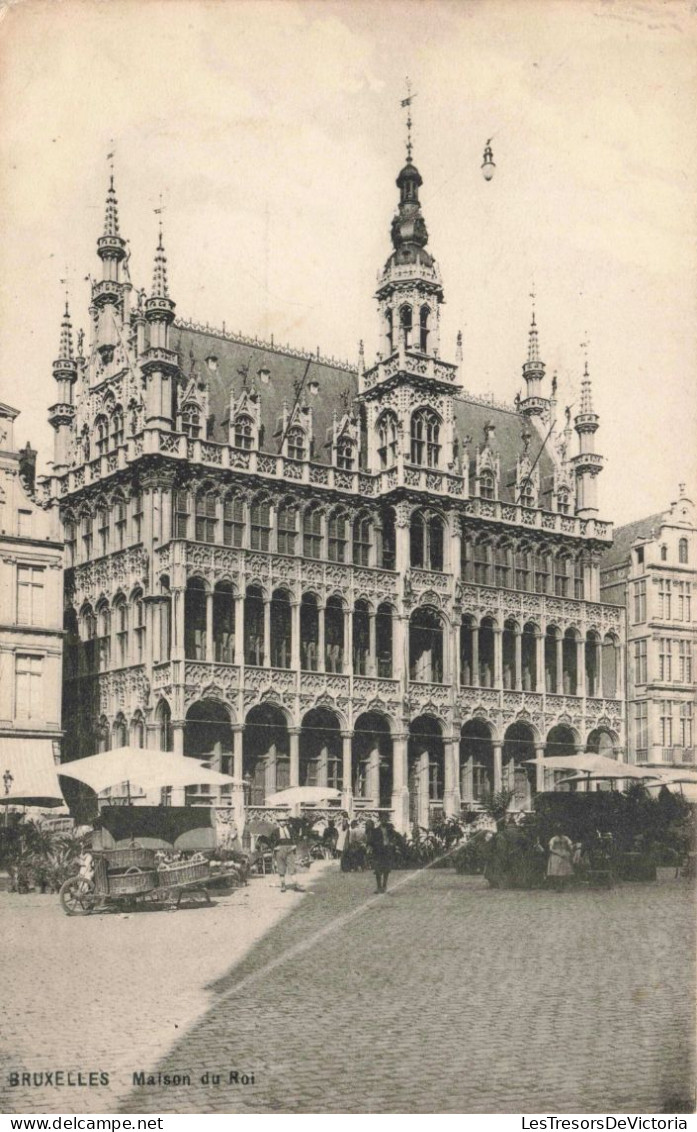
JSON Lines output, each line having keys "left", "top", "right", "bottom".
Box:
{"left": 59, "top": 876, "right": 96, "bottom": 916}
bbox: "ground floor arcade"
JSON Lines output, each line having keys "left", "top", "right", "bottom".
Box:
{"left": 172, "top": 696, "right": 621, "bottom": 831}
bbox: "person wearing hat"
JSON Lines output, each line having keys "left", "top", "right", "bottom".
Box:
{"left": 274, "top": 816, "right": 303, "bottom": 893}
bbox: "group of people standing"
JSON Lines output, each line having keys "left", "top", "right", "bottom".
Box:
{"left": 320, "top": 814, "right": 397, "bottom": 893}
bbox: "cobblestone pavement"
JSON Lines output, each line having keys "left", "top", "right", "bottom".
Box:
{"left": 2, "top": 866, "right": 694, "bottom": 1115}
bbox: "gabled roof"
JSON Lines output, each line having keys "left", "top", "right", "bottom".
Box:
{"left": 599, "top": 512, "right": 664, "bottom": 573}
{"left": 453, "top": 397, "right": 556, "bottom": 506}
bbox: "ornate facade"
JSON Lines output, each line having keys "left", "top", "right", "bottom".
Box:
{"left": 600, "top": 488, "right": 695, "bottom": 771}
{"left": 45, "top": 146, "right": 625, "bottom": 831}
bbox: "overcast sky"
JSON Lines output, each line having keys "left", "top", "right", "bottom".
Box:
{"left": 1, "top": 0, "right": 695, "bottom": 528}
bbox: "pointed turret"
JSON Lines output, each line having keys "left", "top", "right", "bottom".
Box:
{"left": 520, "top": 300, "right": 547, "bottom": 417}
{"left": 572, "top": 357, "right": 603, "bottom": 515}
{"left": 142, "top": 221, "right": 178, "bottom": 429}
{"left": 48, "top": 297, "right": 78, "bottom": 473}
{"left": 96, "top": 166, "right": 127, "bottom": 276}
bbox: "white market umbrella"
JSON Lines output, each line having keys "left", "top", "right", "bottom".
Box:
{"left": 58, "top": 746, "right": 241, "bottom": 801}
{"left": 524, "top": 753, "right": 651, "bottom": 778}
{"left": 555, "top": 766, "right": 661, "bottom": 786}
{"left": 265, "top": 786, "right": 342, "bottom": 807}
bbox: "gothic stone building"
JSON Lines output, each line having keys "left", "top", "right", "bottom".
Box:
{"left": 45, "top": 149, "right": 625, "bottom": 831}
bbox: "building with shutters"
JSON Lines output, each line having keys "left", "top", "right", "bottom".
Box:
{"left": 600, "top": 488, "right": 696, "bottom": 772}
{"left": 44, "top": 137, "right": 626, "bottom": 831}
{"left": 0, "top": 402, "right": 64, "bottom": 807}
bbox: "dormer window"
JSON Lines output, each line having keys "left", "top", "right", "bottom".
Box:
{"left": 337, "top": 437, "right": 354, "bottom": 471}
{"left": 519, "top": 478, "right": 535, "bottom": 508}
{"left": 181, "top": 405, "right": 201, "bottom": 439}
{"left": 479, "top": 470, "right": 495, "bottom": 501}
{"left": 205, "top": 355, "right": 218, "bottom": 372}
{"left": 557, "top": 488, "right": 571, "bottom": 515}
{"left": 258, "top": 368, "right": 271, "bottom": 385}
{"left": 233, "top": 415, "right": 254, "bottom": 450}
{"left": 308, "top": 380, "right": 319, "bottom": 396}
{"left": 287, "top": 427, "right": 305, "bottom": 462}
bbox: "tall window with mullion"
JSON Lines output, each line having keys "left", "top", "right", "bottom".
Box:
{"left": 250, "top": 497, "right": 272, "bottom": 551}
{"left": 195, "top": 489, "right": 218, "bottom": 543}
{"left": 276, "top": 500, "right": 297, "bottom": 555}
{"left": 233, "top": 414, "right": 254, "bottom": 450}
{"left": 114, "top": 497, "right": 128, "bottom": 549}
{"left": 336, "top": 437, "right": 354, "bottom": 470}
{"left": 287, "top": 426, "right": 306, "bottom": 461}
{"left": 352, "top": 513, "right": 371, "bottom": 566}
{"left": 97, "top": 506, "right": 110, "bottom": 556}
{"left": 173, "top": 490, "right": 190, "bottom": 539}
{"left": 410, "top": 407, "right": 441, "bottom": 467}
{"left": 223, "top": 495, "right": 245, "bottom": 547}
{"left": 377, "top": 411, "right": 398, "bottom": 469}
{"left": 16, "top": 565, "right": 44, "bottom": 626}
{"left": 303, "top": 506, "right": 323, "bottom": 560}
{"left": 114, "top": 597, "right": 128, "bottom": 667}
{"left": 328, "top": 510, "right": 348, "bottom": 563}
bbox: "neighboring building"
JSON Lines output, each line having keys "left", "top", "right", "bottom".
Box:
{"left": 600, "top": 488, "right": 696, "bottom": 770}
{"left": 44, "top": 141, "right": 625, "bottom": 832}
{"left": 0, "top": 402, "right": 64, "bottom": 807}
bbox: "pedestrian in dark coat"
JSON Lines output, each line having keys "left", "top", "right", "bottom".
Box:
{"left": 369, "top": 813, "right": 396, "bottom": 893}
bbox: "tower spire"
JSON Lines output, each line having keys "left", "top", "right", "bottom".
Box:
{"left": 580, "top": 357, "right": 594, "bottom": 414}
{"left": 58, "top": 296, "right": 74, "bottom": 361}
{"left": 520, "top": 289, "right": 546, "bottom": 416}
{"left": 402, "top": 77, "right": 416, "bottom": 162}
{"left": 151, "top": 213, "right": 169, "bottom": 299}
{"left": 104, "top": 151, "right": 120, "bottom": 237}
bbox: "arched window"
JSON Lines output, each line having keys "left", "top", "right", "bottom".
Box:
{"left": 399, "top": 304, "right": 413, "bottom": 349}
{"left": 113, "top": 714, "right": 127, "bottom": 749}
{"left": 679, "top": 538, "right": 688, "bottom": 564}
{"left": 385, "top": 308, "right": 394, "bottom": 354}
{"left": 133, "top": 590, "right": 146, "bottom": 662}
{"left": 574, "top": 555, "right": 585, "bottom": 600}
{"left": 96, "top": 603, "right": 110, "bottom": 672}
{"left": 97, "top": 506, "right": 110, "bottom": 556}
{"left": 195, "top": 489, "right": 217, "bottom": 543}
{"left": 181, "top": 405, "right": 201, "bottom": 439}
{"left": 114, "top": 496, "right": 127, "bottom": 549}
{"left": 557, "top": 487, "right": 571, "bottom": 515}
{"left": 378, "top": 507, "right": 396, "bottom": 570}
{"left": 410, "top": 408, "right": 441, "bottom": 467}
{"left": 377, "top": 411, "right": 398, "bottom": 469}
{"left": 660, "top": 544, "right": 667, "bottom": 562}
{"left": 250, "top": 497, "right": 271, "bottom": 551}
{"left": 287, "top": 427, "right": 305, "bottom": 461}
{"left": 474, "top": 540, "right": 492, "bottom": 585}
{"left": 419, "top": 305, "right": 430, "bottom": 352}
{"left": 81, "top": 513, "right": 93, "bottom": 559}
{"left": 410, "top": 511, "right": 444, "bottom": 571}
{"left": 303, "top": 507, "right": 323, "bottom": 560}
{"left": 515, "top": 545, "right": 531, "bottom": 592}
{"left": 233, "top": 414, "right": 254, "bottom": 450}
{"left": 327, "top": 510, "right": 348, "bottom": 563}
{"left": 277, "top": 500, "right": 297, "bottom": 555}
{"left": 336, "top": 437, "right": 354, "bottom": 471}
{"left": 495, "top": 543, "right": 512, "bottom": 588}
{"left": 352, "top": 514, "right": 371, "bottom": 566}
{"left": 111, "top": 407, "right": 124, "bottom": 450}
{"left": 519, "top": 478, "right": 535, "bottom": 508}
{"left": 223, "top": 494, "right": 245, "bottom": 547}
{"left": 113, "top": 596, "right": 128, "bottom": 667}
{"left": 173, "top": 490, "right": 189, "bottom": 539}
{"left": 534, "top": 551, "right": 551, "bottom": 594}
{"left": 95, "top": 416, "right": 109, "bottom": 456}
{"left": 479, "top": 470, "right": 495, "bottom": 500}
{"left": 554, "top": 553, "right": 570, "bottom": 597}
{"left": 131, "top": 712, "right": 145, "bottom": 749}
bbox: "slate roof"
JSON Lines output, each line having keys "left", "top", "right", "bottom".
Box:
{"left": 175, "top": 321, "right": 557, "bottom": 498}
{"left": 599, "top": 512, "right": 664, "bottom": 573}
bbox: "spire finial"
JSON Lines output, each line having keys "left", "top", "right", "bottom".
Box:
{"left": 104, "top": 147, "right": 120, "bottom": 237}
{"left": 151, "top": 200, "right": 169, "bottom": 298}
{"left": 57, "top": 284, "right": 74, "bottom": 361}
{"left": 401, "top": 78, "right": 416, "bottom": 162}
{"left": 527, "top": 288, "right": 540, "bottom": 364}
{"left": 579, "top": 338, "right": 594, "bottom": 413}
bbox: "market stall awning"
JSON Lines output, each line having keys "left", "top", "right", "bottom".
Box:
{"left": 0, "top": 737, "right": 65, "bottom": 806}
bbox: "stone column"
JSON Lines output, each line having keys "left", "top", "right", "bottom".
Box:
{"left": 289, "top": 728, "right": 300, "bottom": 788}
{"left": 472, "top": 621, "right": 480, "bottom": 687}
{"left": 451, "top": 619, "right": 460, "bottom": 689}
{"left": 344, "top": 607, "right": 352, "bottom": 676}
{"left": 534, "top": 742, "right": 546, "bottom": 793}
{"left": 318, "top": 603, "right": 326, "bottom": 672}
{"left": 230, "top": 726, "right": 245, "bottom": 830}
{"left": 263, "top": 598, "right": 271, "bottom": 668}
{"left": 291, "top": 601, "right": 301, "bottom": 671}
{"left": 615, "top": 640, "right": 624, "bottom": 699}
{"left": 576, "top": 638, "right": 586, "bottom": 698}
{"left": 595, "top": 638, "right": 603, "bottom": 697}
{"left": 171, "top": 587, "right": 185, "bottom": 662}
{"left": 368, "top": 611, "right": 376, "bottom": 677}
{"left": 493, "top": 627, "right": 503, "bottom": 689}
{"left": 535, "top": 631, "right": 545, "bottom": 693}
{"left": 391, "top": 732, "right": 410, "bottom": 833}
{"left": 514, "top": 629, "right": 523, "bottom": 691}
{"left": 234, "top": 593, "right": 245, "bottom": 667}
{"left": 443, "top": 736, "right": 460, "bottom": 819}
{"left": 206, "top": 591, "right": 214, "bottom": 663}
{"left": 341, "top": 731, "right": 353, "bottom": 813}
{"left": 556, "top": 634, "right": 564, "bottom": 695}
{"left": 493, "top": 741, "right": 503, "bottom": 793}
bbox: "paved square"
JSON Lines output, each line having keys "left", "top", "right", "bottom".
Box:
{"left": 1, "top": 867, "right": 694, "bottom": 1114}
